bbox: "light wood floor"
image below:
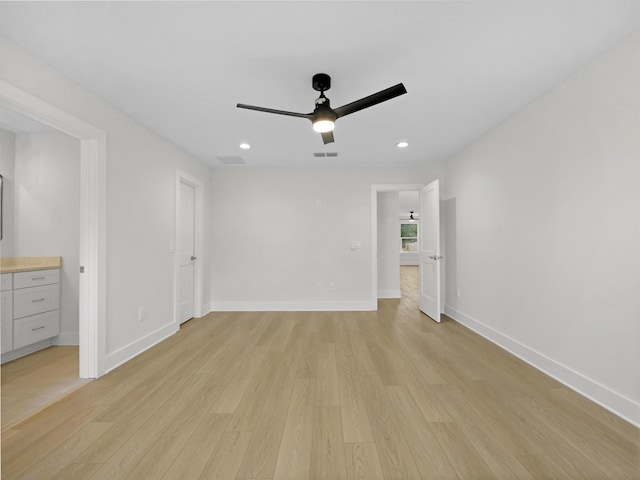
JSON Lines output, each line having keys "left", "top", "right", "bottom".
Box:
{"left": 2, "top": 266, "right": 638, "bottom": 479}
{"left": 1, "top": 346, "right": 89, "bottom": 431}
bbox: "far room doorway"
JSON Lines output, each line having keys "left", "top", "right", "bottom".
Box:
{"left": 371, "top": 182, "right": 444, "bottom": 321}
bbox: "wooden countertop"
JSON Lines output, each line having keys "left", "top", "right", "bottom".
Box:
{"left": 0, "top": 256, "right": 62, "bottom": 273}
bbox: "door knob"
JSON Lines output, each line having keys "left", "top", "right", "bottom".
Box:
{"left": 190, "top": 256, "right": 197, "bottom": 261}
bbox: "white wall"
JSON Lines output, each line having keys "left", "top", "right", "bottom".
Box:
{"left": 0, "top": 128, "right": 15, "bottom": 256}
{"left": 14, "top": 131, "right": 80, "bottom": 344}
{"left": 377, "top": 192, "right": 400, "bottom": 298}
{"left": 398, "top": 190, "right": 419, "bottom": 217}
{"left": 444, "top": 32, "right": 640, "bottom": 425}
{"left": 210, "top": 165, "right": 443, "bottom": 311}
{"left": 0, "top": 36, "right": 211, "bottom": 373}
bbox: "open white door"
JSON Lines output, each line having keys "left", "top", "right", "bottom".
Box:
{"left": 177, "top": 180, "right": 196, "bottom": 324}
{"left": 419, "top": 179, "right": 441, "bottom": 322}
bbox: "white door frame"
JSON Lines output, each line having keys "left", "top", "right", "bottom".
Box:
{"left": 174, "top": 170, "right": 204, "bottom": 322}
{"left": 0, "top": 80, "right": 107, "bottom": 378}
{"left": 370, "top": 184, "right": 425, "bottom": 310}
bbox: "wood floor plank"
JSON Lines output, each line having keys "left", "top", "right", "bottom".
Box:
{"left": 209, "top": 345, "right": 267, "bottom": 413}
{"left": 358, "top": 374, "right": 422, "bottom": 480}
{"left": 438, "top": 383, "right": 535, "bottom": 479}
{"left": 385, "top": 385, "right": 459, "bottom": 479}
{"left": 335, "top": 346, "right": 374, "bottom": 443}
{"left": 88, "top": 373, "right": 213, "bottom": 480}
{"left": 51, "top": 462, "right": 104, "bottom": 480}
{"left": 272, "top": 378, "right": 316, "bottom": 480}
{"left": 124, "top": 404, "right": 211, "bottom": 480}
{"left": 198, "top": 430, "right": 252, "bottom": 480}
{"left": 311, "top": 406, "right": 347, "bottom": 480}
{"left": 15, "top": 421, "right": 114, "bottom": 480}
{"left": 295, "top": 331, "right": 319, "bottom": 380}
{"left": 316, "top": 342, "right": 340, "bottom": 406}
{"left": 224, "top": 352, "right": 284, "bottom": 432}
{"left": 344, "top": 443, "right": 385, "bottom": 480}
{"left": 2, "top": 268, "right": 637, "bottom": 479}
{"left": 1, "top": 346, "right": 89, "bottom": 430}
{"left": 161, "top": 414, "right": 231, "bottom": 480}
{"left": 430, "top": 421, "right": 495, "bottom": 480}
{"left": 236, "top": 329, "right": 304, "bottom": 479}
{"left": 1, "top": 404, "right": 109, "bottom": 479}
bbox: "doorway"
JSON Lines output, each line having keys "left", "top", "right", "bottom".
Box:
{"left": 0, "top": 80, "right": 106, "bottom": 378}
{"left": 371, "top": 183, "right": 444, "bottom": 320}
{"left": 174, "top": 170, "right": 203, "bottom": 325}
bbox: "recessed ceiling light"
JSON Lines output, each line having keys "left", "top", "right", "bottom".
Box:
{"left": 239, "top": 143, "right": 251, "bottom": 149}
{"left": 396, "top": 141, "right": 409, "bottom": 148}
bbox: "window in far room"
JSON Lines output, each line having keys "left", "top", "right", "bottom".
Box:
{"left": 400, "top": 222, "right": 418, "bottom": 252}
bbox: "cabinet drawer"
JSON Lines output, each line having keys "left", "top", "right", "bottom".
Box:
{"left": 13, "top": 284, "right": 60, "bottom": 319}
{"left": 13, "top": 310, "right": 60, "bottom": 349}
{"left": 1, "top": 273, "right": 12, "bottom": 292}
{"left": 13, "top": 269, "right": 60, "bottom": 289}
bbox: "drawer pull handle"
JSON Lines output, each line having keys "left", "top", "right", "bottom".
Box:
{"left": 32, "top": 326, "right": 45, "bottom": 331}
{"left": 32, "top": 276, "right": 46, "bottom": 280}
{"left": 32, "top": 298, "right": 46, "bottom": 303}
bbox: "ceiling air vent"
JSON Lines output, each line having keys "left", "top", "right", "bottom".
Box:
{"left": 313, "top": 152, "right": 338, "bottom": 158}
{"left": 217, "top": 156, "right": 246, "bottom": 165}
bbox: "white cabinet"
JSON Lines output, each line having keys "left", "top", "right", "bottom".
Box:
{"left": 1, "top": 273, "right": 12, "bottom": 291}
{"left": 13, "top": 283, "right": 60, "bottom": 319}
{"left": 13, "top": 310, "right": 60, "bottom": 350}
{"left": 13, "top": 269, "right": 60, "bottom": 289}
{"left": 1, "top": 273, "right": 13, "bottom": 354}
{"left": 1, "top": 269, "right": 60, "bottom": 359}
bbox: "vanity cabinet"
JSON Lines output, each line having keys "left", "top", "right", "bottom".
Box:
{"left": 1, "top": 273, "right": 13, "bottom": 354}
{"left": 1, "top": 269, "right": 60, "bottom": 357}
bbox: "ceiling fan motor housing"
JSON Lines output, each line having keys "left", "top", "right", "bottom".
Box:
{"left": 312, "top": 73, "right": 331, "bottom": 92}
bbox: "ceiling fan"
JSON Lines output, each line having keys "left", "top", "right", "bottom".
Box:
{"left": 237, "top": 73, "right": 407, "bottom": 144}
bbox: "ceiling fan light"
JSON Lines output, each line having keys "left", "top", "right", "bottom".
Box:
{"left": 312, "top": 119, "right": 335, "bottom": 133}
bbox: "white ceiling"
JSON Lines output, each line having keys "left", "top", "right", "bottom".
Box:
{"left": 0, "top": 1, "right": 637, "bottom": 168}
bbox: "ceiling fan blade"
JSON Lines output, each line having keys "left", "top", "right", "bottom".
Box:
{"left": 333, "top": 83, "right": 407, "bottom": 118}
{"left": 237, "top": 103, "right": 311, "bottom": 119}
{"left": 321, "top": 131, "right": 335, "bottom": 145}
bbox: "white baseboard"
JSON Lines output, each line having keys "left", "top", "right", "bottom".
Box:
{"left": 199, "top": 303, "right": 211, "bottom": 317}
{"left": 210, "top": 300, "right": 375, "bottom": 312}
{"left": 54, "top": 332, "right": 80, "bottom": 346}
{"left": 444, "top": 305, "right": 640, "bottom": 428}
{"left": 378, "top": 290, "right": 402, "bottom": 299}
{"left": 104, "top": 321, "right": 178, "bottom": 374}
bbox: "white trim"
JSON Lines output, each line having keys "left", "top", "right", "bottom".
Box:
{"left": 210, "top": 301, "right": 375, "bottom": 312}
{"left": 444, "top": 304, "right": 640, "bottom": 428}
{"left": 0, "top": 80, "right": 106, "bottom": 379}
{"left": 104, "top": 322, "right": 178, "bottom": 374}
{"left": 377, "top": 290, "right": 402, "bottom": 299}
{"left": 174, "top": 170, "right": 205, "bottom": 324}
{"left": 371, "top": 184, "right": 425, "bottom": 310}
